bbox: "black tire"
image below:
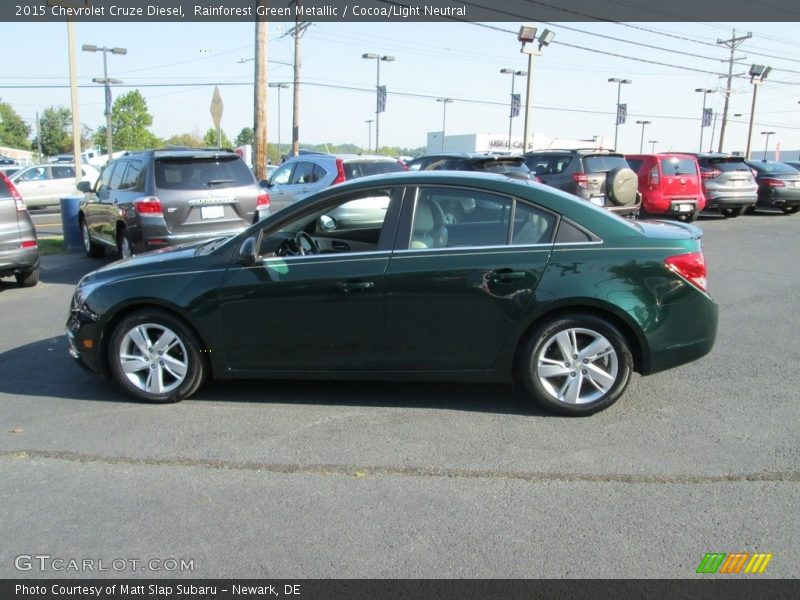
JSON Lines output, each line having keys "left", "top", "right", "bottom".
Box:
{"left": 80, "top": 216, "right": 105, "bottom": 258}
{"left": 108, "top": 309, "right": 207, "bottom": 403}
{"left": 605, "top": 167, "right": 638, "bottom": 206}
{"left": 518, "top": 314, "right": 633, "bottom": 416}
{"left": 781, "top": 205, "right": 799, "bottom": 215}
{"left": 719, "top": 206, "right": 746, "bottom": 218}
{"left": 15, "top": 267, "right": 40, "bottom": 287}
{"left": 678, "top": 209, "right": 700, "bottom": 223}
{"left": 117, "top": 227, "right": 133, "bottom": 260}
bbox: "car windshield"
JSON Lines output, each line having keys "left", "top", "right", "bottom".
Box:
{"left": 344, "top": 161, "right": 403, "bottom": 179}
{"left": 473, "top": 159, "right": 529, "bottom": 174}
{"left": 705, "top": 157, "right": 751, "bottom": 172}
{"left": 583, "top": 155, "right": 630, "bottom": 172}
{"left": 660, "top": 157, "right": 697, "bottom": 175}
{"left": 154, "top": 156, "right": 254, "bottom": 190}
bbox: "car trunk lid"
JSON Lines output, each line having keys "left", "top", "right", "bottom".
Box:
{"left": 658, "top": 156, "right": 701, "bottom": 199}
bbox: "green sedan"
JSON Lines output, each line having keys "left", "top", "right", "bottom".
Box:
{"left": 66, "top": 171, "right": 717, "bottom": 415}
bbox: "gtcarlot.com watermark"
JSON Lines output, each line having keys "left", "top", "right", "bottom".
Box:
{"left": 14, "top": 554, "right": 194, "bottom": 573}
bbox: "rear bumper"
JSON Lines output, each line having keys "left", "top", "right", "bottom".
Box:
{"left": 703, "top": 190, "right": 757, "bottom": 209}
{"left": 758, "top": 188, "right": 800, "bottom": 207}
{"left": 0, "top": 246, "right": 40, "bottom": 277}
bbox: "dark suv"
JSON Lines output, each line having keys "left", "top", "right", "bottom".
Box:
{"left": 524, "top": 149, "right": 641, "bottom": 217}
{"left": 78, "top": 149, "right": 270, "bottom": 259}
{"left": 0, "top": 173, "right": 39, "bottom": 287}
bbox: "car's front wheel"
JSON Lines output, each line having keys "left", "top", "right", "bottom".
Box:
{"left": 519, "top": 314, "right": 633, "bottom": 416}
{"left": 108, "top": 310, "right": 206, "bottom": 403}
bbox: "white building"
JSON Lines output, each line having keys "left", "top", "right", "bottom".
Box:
{"left": 426, "top": 131, "right": 613, "bottom": 154}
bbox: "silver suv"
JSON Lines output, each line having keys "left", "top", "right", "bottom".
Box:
{"left": 524, "top": 149, "right": 641, "bottom": 217}
{"left": 681, "top": 153, "right": 757, "bottom": 218}
{"left": 78, "top": 149, "right": 270, "bottom": 259}
{"left": 0, "top": 173, "right": 40, "bottom": 287}
{"left": 264, "top": 154, "right": 406, "bottom": 213}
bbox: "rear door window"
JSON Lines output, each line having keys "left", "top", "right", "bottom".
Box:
{"left": 51, "top": 166, "right": 76, "bottom": 179}
{"left": 154, "top": 156, "right": 254, "bottom": 190}
{"left": 119, "top": 160, "right": 145, "bottom": 191}
{"left": 290, "top": 161, "right": 316, "bottom": 184}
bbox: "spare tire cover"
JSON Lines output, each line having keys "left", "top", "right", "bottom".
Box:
{"left": 606, "top": 167, "right": 638, "bottom": 206}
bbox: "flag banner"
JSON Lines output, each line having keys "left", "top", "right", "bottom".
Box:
{"left": 377, "top": 85, "right": 387, "bottom": 113}
{"left": 616, "top": 103, "right": 627, "bottom": 125}
{"left": 702, "top": 108, "right": 713, "bottom": 127}
{"left": 511, "top": 93, "right": 521, "bottom": 117}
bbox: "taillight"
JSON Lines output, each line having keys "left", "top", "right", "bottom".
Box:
{"left": 332, "top": 159, "right": 346, "bottom": 185}
{"left": 396, "top": 160, "right": 408, "bottom": 171}
{"left": 665, "top": 252, "right": 708, "bottom": 293}
{"left": 20, "top": 240, "right": 37, "bottom": 248}
{"left": 761, "top": 177, "right": 785, "bottom": 188}
{"left": 257, "top": 192, "right": 270, "bottom": 208}
{"left": 572, "top": 172, "right": 588, "bottom": 188}
{"left": 750, "top": 168, "right": 758, "bottom": 178}
{"left": 1, "top": 173, "right": 25, "bottom": 210}
{"left": 649, "top": 165, "right": 659, "bottom": 186}
{"left": 701, "top": 168, "right": 721, "bottom": 180}
{"left": 133, "top": 197, "right": 163, "bottom": 215}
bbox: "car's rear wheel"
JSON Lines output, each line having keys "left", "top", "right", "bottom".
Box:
{"left": 81, "top": 217, "right": 105, "bottom": 258}
{"left": 678, "top": 209, "right": 700, "bottom": 223}
{"left": 117, "top": 227, "right": 133, "bottom": 259}
{"left": 720, "top": 206, "right": 746, "bottom": 218}
{"left": 15, "top": 267, "right": 39, "bottom": 287}
{"left": 519, "top": 314, "right": 633, "bottom": 416}
{"left": 781, "top": 205, "right": 798, "bottom": 215}
{"left": 108, "top": 310, "right": 206, "bottom": 403}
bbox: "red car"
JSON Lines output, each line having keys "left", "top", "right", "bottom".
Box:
{"left": 625, "top": 154, "right": 706, "bottom": 222}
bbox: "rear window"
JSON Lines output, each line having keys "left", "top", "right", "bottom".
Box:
{"left": 154, "top": 156, "right": 254, "bottom": 190}
{"left": 660, "top": 157, "right": 698, "bottom": 175}
{"left": 344, "top": 160, "right": 403, "bottom": 180}
{"left": 704, "top": 157, "right": 750, "bottom": 172}
{"left": 749, "top": 161, "right": 798, "bottom": 175}
{"left": 472, "top": 159, "right": 530, "bottom": 174}
{"left": 583, "top": 155, "right": 630, "bottom": 172}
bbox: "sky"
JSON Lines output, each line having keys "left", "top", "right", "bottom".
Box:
{"left": 1, "top": 19, "right": 799, "bottom": 157}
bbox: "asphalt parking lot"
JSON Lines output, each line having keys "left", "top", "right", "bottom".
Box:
{"left": 0, "top": 210, "right": 798, "bottom": 579}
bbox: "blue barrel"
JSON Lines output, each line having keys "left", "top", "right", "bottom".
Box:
{"left": 60, "top": 195, "right": 84, "bottom": 253}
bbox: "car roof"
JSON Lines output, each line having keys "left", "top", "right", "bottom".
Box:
{"left": 282, "top": 153, "right": 397, "bottom": 162}
{"left": 121, "top": 148, "right": 241, "bottom": 160}
{"left": 525, "top": 148, "right": 623, "bottom": 156}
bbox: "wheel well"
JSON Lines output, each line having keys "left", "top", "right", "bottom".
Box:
{"left": 98, "top": 303, "right": 213, "bottom": 377}
{"left": 512, "top": 305, "right": 646, "bottom": 375}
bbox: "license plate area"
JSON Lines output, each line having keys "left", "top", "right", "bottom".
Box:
{"left": 200, "top": 205, "right": 225, "bottom": 219}
{"left": 589, "top": 196, "right": 605, "bottom": 207}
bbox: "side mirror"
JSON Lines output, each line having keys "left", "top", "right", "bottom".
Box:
{"left": 238, "top": 236, "right": 260, "bottom": 267}
{"left": 76, "top": 181, "right": 92, "bottom": 193}
{"left": 318, "top": 215, "right": 337, "bottom": 232}
{"left": 258, "top": 179, "right": 271, "bottom": 188}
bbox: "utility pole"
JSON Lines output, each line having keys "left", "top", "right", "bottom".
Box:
{"left": 253, "top": 7, "right": 268, "bottom": 181}
{"left": 288, "top": 2, "right": 309, "bottom": 158}
{"left": 35, "top": 111, "right": 43, "bottom": 158}
{"left": 716, "top": 29, "right": 751, "bottom": 153}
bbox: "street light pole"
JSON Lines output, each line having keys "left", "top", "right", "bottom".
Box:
{"left": 761, "top": 131, "right": 776, "bottom": 160}
{"left": 695, "top": 88, "right": 715, "bottom": 153}
{"left": 608, "top": 77, "right": 631, "bottom": 151}
{"left": 269, "top": 83, "right": 289, "bottom": 159}
{"left": 82, "top": 44, "right": 127, "bottom": 159}
{"left": 362, "top": 53, "right": 395, "bottom": 155}
{"left": 636, "top": 120, "right": 651, "bottom": 153}
{"left": 518, "top": 26, "right": 555, "bottom": 153}
{"left": 365, "top": 119, "right": 374, "bottom": 154}
{"left": 436, "top": 98, "right": 453, "bottom": 151}
{"left": 500, "top": 68, "right": 526, "bottom": 151}
{"left": 745, "top": 65, "right": 771, "bottom": 160}
{"left": 649, "top": 140, "right": 658, "bottom": 152}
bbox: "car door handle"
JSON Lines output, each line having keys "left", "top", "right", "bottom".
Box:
{"left": 336, "top": 281, "right": 375, "bottom": 293}
{"left": 489, "top": 270, "right": 526, "bottom": 284}
{"left": 332, "top": 241, "right": 350, "bottom": 251}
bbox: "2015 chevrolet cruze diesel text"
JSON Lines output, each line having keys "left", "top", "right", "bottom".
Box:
{"left": 67, "top": 171, "right": 718, "bottom": 415}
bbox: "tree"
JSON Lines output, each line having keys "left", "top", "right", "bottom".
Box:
{"left": 94, "top": 90, "right": 161, "bottom": 152}
{"left": 35, "top": 106, "right": 73, "bottom": 156}
{"left": 0, "top": 100, "right": 31, "bottom": 150}
{"left": 164, "top": 132, "right": 204, "bottom": 148}
{"left": 234, "top": 127, "right": 254, "bottom": 147}
{"left": 203, "top": 127, "right": 232, "bottom": 149}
